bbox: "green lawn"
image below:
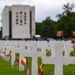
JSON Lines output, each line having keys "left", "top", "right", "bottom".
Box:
{"left": 0, "top": 56, "right": 75, "bottom": 75}
{"left": 0, "top": 57, "right": 25, "bottom": 75}
{"left": 39, "top": 57, "right": 75, "bottom": 75}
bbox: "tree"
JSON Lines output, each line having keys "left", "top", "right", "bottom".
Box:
{"left": 36, "top": 17, "right": 56, "bottom": 37}
{"left": 62, "top": 3, "right": 75, "bottom": 15}
{"left": 36, "top": 22, "right": 43, "bottom": 36}
{"left": 41, "top": 17, "right": 56, "bottom": 37}
{"left": 57, "top": 3, "right": 75, "bottom": 19}
{"left": 56, "top": 3, "right": 75, "bottom": 36}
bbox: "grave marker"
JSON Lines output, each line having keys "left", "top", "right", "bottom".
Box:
{"left": 10, "top": 40, "right": 45, "bottom": 75}
{"left": 63, "top": 40, "right": 73, "bottom": 57}
{"left": 42, "top": 41, "right": 75, "bottom": 75}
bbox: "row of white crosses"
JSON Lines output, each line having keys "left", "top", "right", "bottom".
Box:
{"left": 0, "top": 40, "right": 73, "bottom": 57}
{"left": 0, "top": 40, "right": 74, "bottom": 75}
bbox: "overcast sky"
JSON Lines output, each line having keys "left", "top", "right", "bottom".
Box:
{"left": 0, "top": 0, "right": 75, "bottom": 26}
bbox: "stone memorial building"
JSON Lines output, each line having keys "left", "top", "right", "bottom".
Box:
{"left": 2, "top": 5, "right": 35, "bottom": 38}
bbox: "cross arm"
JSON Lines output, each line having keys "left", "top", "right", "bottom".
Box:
{"left": 42, "top": 57, "right": 55, "bottom": 64}
{"left": 63, "top": 57, "right": 75, "bottom": 64}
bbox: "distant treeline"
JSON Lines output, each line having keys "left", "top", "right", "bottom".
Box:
{"left": 36, "top": 3, "right": 75, "bottom": 37}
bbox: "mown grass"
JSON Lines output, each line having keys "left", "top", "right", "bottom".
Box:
{"left": 0, "top": 50, "right": 75, "bottom": 75}
{"left": 0, "top": 57, "right": 25, "bottom": 75}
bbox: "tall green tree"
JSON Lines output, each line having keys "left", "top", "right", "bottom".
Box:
{"left": 42, "top": 18, "right": 56, "bottom": 37}
{"left": 36, "top": 22, "right": 43, "bottom": 36}
{"left": 56, "top": 3, "right": 75, "bottom": 36}
{"left": 36, "top": 17, "right": 56, "bottom": 37}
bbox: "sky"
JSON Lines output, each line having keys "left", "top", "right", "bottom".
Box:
{"left": 0, "top": 0, "right": 75, "bottom": 26}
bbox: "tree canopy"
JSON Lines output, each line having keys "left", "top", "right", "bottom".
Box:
{"left": 56, "top": 3, "right": 75, "bottom": 36}
{"left": 36, "top": 3, "right": 75, "bottom": 38}
{"left": 36, "top": 17, "right": 56, "bottom": 37}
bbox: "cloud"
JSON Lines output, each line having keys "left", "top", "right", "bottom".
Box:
{"left": 0, "top": 0, "right": 75, "bottom": 24}
{"left": 32, "top": 0, "right": 75, "bottom": 22}
{"left": 0, "top": 0, "right": 29, "bottom": 6}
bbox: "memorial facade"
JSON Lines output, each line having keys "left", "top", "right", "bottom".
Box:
{"left": 2, "top": 5, "right": 35, "bottom": 38}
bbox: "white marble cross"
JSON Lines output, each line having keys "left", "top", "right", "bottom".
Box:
{"left": 4, "top": 40, "right": 13, "bottom": 54}
{"left": 47, "top": 40, "right": 56, "bottom": 57}
{"left": 0, "top": 40, "right": 12, "bottom": 54}
{"left": 10, "top": 41, "right": 20, "bottom": 65}
{"left": 37, "top": 41, "right": 48, "bottom": 52}
{"left": 42, "top": 41, "right": 75, "bottom": 75}
{"left": 10, "top": 40, "right": 45, "bottom": 75}
{"left": 62, "top": 40, "right": 73, "bottom": 57}
{"left": 11, "top": 40, "right": 34, "bottom": 66}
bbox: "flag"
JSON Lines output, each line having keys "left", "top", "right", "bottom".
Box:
{"left": 38, "top": 64, "right": 44, "bottom": 75}
{"left": 6, "top": 54, "right": 10, "bottom": 57}
{"left": 10, "top": 52, "right": 12, "bottom": 57}
{"left": 12, "top": 59, "right": 19, "bottom": 67}
{"left": 2, "top": 54, "right": 10, "bottom": 61}
{"left": 1, "top": 52, "right": 5, "bottom": 58}
{"left": 71, "top": 39, "right": 75, "bottom": 47}
{"left": 26, "top": 68, "right": 30, "bottom": 75}
{"left": 12, "top": 55, "right": 19, "bottom": 67}
{"left": 3, "top": 49, "right": 6, "bottom": 54}
{"left": 70, "top": 51, "right": 73, "bottom": 56}
{"left": 21, "top": 58, "right": 26, "bottom": 65}
{"left": 71, "top": 39, "right": 75, "bottom": 44}
{"left": 46, "top": 49, "right": 48, "bottom": 54}
{"left": 6, "top": 52, "right": 12, "bottom": 57}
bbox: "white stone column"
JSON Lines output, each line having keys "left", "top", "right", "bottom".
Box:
{"left": 63, "top": 41, "right": 73, "bottom": 57}
{"left": 30, "top": 6, "right": 35, "bottom": 37}
{"left": 11, "top": 51, "right": 15, "bottom": 65}
{"left": 50, "top": 41, "right": 56, "bottom": 57}
{"left": 32, "top": 57, "right": 38, "bottom": 75}
{"left": 54, "top": 64, "right": 63, "bottom": 75}
{"left": 19, "top": 53, "right": 24, "bottom": 71}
